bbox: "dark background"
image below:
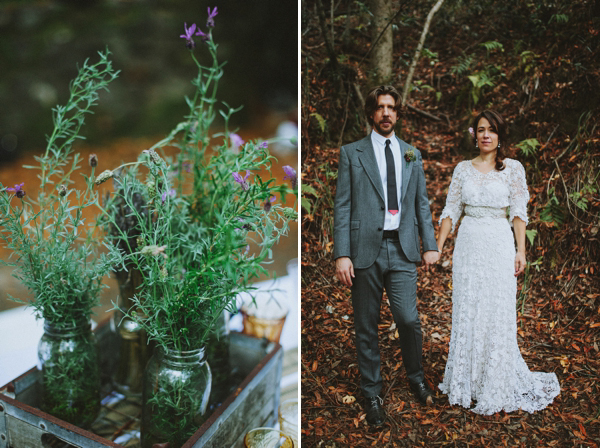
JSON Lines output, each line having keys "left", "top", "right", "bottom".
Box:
{"left": 0, "top": 0, "right": 298, "bottom": 162}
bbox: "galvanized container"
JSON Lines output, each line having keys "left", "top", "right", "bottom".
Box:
{"left": 0, "top": 318, "right": 283, "bottom": 447}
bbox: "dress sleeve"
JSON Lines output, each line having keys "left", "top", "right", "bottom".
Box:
{"left": 508, "top": 159, "right": 529, "bottom": 225}
{"left": 439, "top": 162, "right": 465, "bottom": 233}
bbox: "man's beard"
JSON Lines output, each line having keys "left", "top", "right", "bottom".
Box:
{"left": 373, "top": 119, "right": 395, "bottom": 137}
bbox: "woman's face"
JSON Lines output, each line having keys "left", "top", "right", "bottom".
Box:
{"left": 476, "top": 117, "right": 499, "bottom": 154}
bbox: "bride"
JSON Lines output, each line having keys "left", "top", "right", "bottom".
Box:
{"left": 436, "top": 109, "right": 560, "bottom": 415}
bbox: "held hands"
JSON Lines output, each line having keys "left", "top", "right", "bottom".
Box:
{"left": 515, "top": 251, "right": 526, "bottom": 276}
{"left": 336, "top": 257, "right": 355, "bottom": 287}
{"left": 422, "top": 250, "right": 440, "bottom": 271}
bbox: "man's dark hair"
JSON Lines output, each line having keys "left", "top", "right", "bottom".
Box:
{"left": 364, "top": 85, "right": 401, "bottom": 126}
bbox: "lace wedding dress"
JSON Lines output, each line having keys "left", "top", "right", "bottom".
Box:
{"left": 438, "top": 158, "right": 560, "bottom": 415}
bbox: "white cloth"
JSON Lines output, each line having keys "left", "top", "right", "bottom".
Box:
{"left": 438, "top": 159, "right": 560, "bottom": 415}
{"left": 370, "top": 131, "right": 402, "bottom": 230}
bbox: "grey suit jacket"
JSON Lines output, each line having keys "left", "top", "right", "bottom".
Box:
{"left": 333, "top": 135, "right": 437, "bottom": 269}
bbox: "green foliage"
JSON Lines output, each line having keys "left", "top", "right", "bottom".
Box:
{"left": 480, "top": 40, "right": 504, "bottom": 57}
{"left": 311, "top": 112, "right": 327, "bottom": 134}
{"left": 549, "top": 14, "right": 569, "bottom": 24}
{"left": 519, "top": 50, "right": 539, "bottom": 71}
{"left": 450, "top": 54, "right": 474, "bottom": 77}
{"left": 570, "top": 184, "right": 597, "bottom": 212}
{"left": 540, "top": 188, "right": 566, "bottom": 227}
{"left": 0, "top": 50, "right": 120, "bottom": 327}
{"left": 516, "top": 138, "right": 540, "bottom": 157}
{"left": 467, "top": 65, "right": 503, "bottom": 105}
{"left": 301, "top": 184, "right": 319, "bottom": 215}
{"left": 525, "top": 229, "right": 538, "bottom": 247}
{"left": 99, "top": 22, "right": 296, "bottom": 353}
{"left": 422, "top": 48, "right": 439, "bottom": 65}
{"left": 413, "top": 80, "right": 435, "bottom": 93}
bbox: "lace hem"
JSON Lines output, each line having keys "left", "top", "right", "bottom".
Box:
{"left": 509, "top": 209, "right": 529, "bottom": 226}
{"left": 439, "top": 209, "right": 459, "bottom": 233}
{"left": 439, "top": 372, "right": 560, "bottom": 415}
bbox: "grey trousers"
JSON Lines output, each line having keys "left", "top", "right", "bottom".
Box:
{"left": 351, "top": 237, "right": 424, "bottom": 397}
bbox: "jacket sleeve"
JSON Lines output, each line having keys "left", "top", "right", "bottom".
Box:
{"left": 333, "top": 146, "right": 351, "bottom": 260}
{"left": 414, "top": 151, "right": 438, "bottom": 253}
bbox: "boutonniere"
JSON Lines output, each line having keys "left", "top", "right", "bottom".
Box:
{"left": 404, "top": 149, "right": 416, "bottom": 167}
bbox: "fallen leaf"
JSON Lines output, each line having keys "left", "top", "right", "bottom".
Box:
{"left": 343, "top": 395, "right": 356, "bottom": 404}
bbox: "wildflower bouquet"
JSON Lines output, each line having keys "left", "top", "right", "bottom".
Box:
{"left": 100, "top": 7, "right": 296, "bottom": 354}
{"left": 0, "top": 50, "right": 120, "bottom": 426}
{"left": 96, "top": 8, "right": 297, "bottom": 445}
{"left": 0, "top": 50, "right": 120, "bottom": 324}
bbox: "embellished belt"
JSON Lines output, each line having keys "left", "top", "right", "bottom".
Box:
{"left": 464, "top": 205, "right": 507, "bottom": 219}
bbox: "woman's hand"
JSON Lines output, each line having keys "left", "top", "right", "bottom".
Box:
{"left": 514, "top": 251, "right": 526, "bottom": 276}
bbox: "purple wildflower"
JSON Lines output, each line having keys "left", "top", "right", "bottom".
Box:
{"left": 263, "top": 196, "right": 276, "bottom": 212}
{"left": 230, "top": 133, "right": 245, "bottom": 148}
{"left": 259, "top": 141, "right": 269, "bottom": 149}
{"left": 207, "top": 6, "right": 218, "bottom": 28}
{"left": 235, "top": 218, "right": 252, "bottom": 231}
{"left": 195, "top": 28, "right": 209, "bottom": 43}
{"left": 468, "top": 127, "right": 475, "bottom": 138}
{"left": 236, "top": 218, "right": 252, "bottom": 231}
{"left": 232, "top": 170, "right": 251, "bottom": 191}
{"left": 161, "top": 188, "right": 176, "bottom": 204}
{"left": 283, "top": 165, "right": 297, "bottom": 190}
{"left": 180, "top": 22, "right": 197, "bottom": 49}
{"left": 6, "top": 183, "right": 26, "bottom": 199}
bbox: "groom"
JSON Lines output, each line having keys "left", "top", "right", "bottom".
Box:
{"left": 333, "top": 85, "right": 439, "bottom": 427}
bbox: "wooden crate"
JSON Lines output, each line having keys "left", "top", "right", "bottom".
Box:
{"left": 0, "top": 319, "right": 283, "bottom": 447}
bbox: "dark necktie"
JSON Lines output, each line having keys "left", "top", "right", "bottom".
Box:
{"left": 385, "top": 139, "right": 399, "bottom": 215}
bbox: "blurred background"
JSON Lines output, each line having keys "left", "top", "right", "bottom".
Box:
{"left": 0, "top": 0, "right": 299, "bottom": 317}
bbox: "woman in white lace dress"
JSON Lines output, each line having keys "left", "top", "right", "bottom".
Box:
{"left": 436, "top": 110, "right": 560, "bottom": 415}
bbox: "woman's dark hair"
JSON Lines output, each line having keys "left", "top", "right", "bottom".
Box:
{"left": 364, "top": 85, "right": 401, "bottom": 126}
{"left": 472, "top": 109, "right": 508, "bottom": 171}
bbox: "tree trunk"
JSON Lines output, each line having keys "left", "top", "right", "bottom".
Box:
{"left": 402, "top": 0, "right": 446, "bottom": 105}
{"left": 370, "top": 0, "right": 394, "bottom": 84}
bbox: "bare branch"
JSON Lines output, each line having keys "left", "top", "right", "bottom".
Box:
{"left": 402, "top": 0, "right": 446, "bottom": 105}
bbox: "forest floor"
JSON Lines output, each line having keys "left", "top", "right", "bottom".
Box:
{"left": 300, "top": 1, "right": 599, "bottom": 446}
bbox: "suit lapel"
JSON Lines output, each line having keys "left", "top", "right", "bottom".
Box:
{"left": 357, "top": 136, "right": 385, "bottom": 202}
{"left": 398, "top": 137, "right": 413, "bottom": 202}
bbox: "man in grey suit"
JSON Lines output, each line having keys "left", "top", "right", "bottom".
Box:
{"left": 334, "top": 85, "right": 440, "bottom": 427}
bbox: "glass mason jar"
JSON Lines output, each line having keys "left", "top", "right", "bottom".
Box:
{"left": 37, "top": 318, "right": 101, "bottom": 428}
{"left": 141, "top": 346, "right": 212, "bottom": 448}
{"left": 206, "top": 311, "right": 232, "bottom": 411}
{"left": 113, "top": 267, "right": 152, "bottom": 395}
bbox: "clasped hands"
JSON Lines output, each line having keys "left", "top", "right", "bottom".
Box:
{"left": 421, "top": 250, "right": 441, "bottom": 272}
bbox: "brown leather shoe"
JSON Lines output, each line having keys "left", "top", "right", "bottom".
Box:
{"left": 409, "top": 381, "right": 434, "bottom": 405}
{"left": 364, "top": 395, "right": 386, "bottom": 427}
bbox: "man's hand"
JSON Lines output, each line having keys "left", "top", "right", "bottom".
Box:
{"left": 336, "top": 257, "right": 355, "bottom": 287}
{"left": 422, "top": 250, "right": 440, "bottom": 271}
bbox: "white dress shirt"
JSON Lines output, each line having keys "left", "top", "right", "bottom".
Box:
{"left": 370, "top": 130, "right": 402, "bottom": 230}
